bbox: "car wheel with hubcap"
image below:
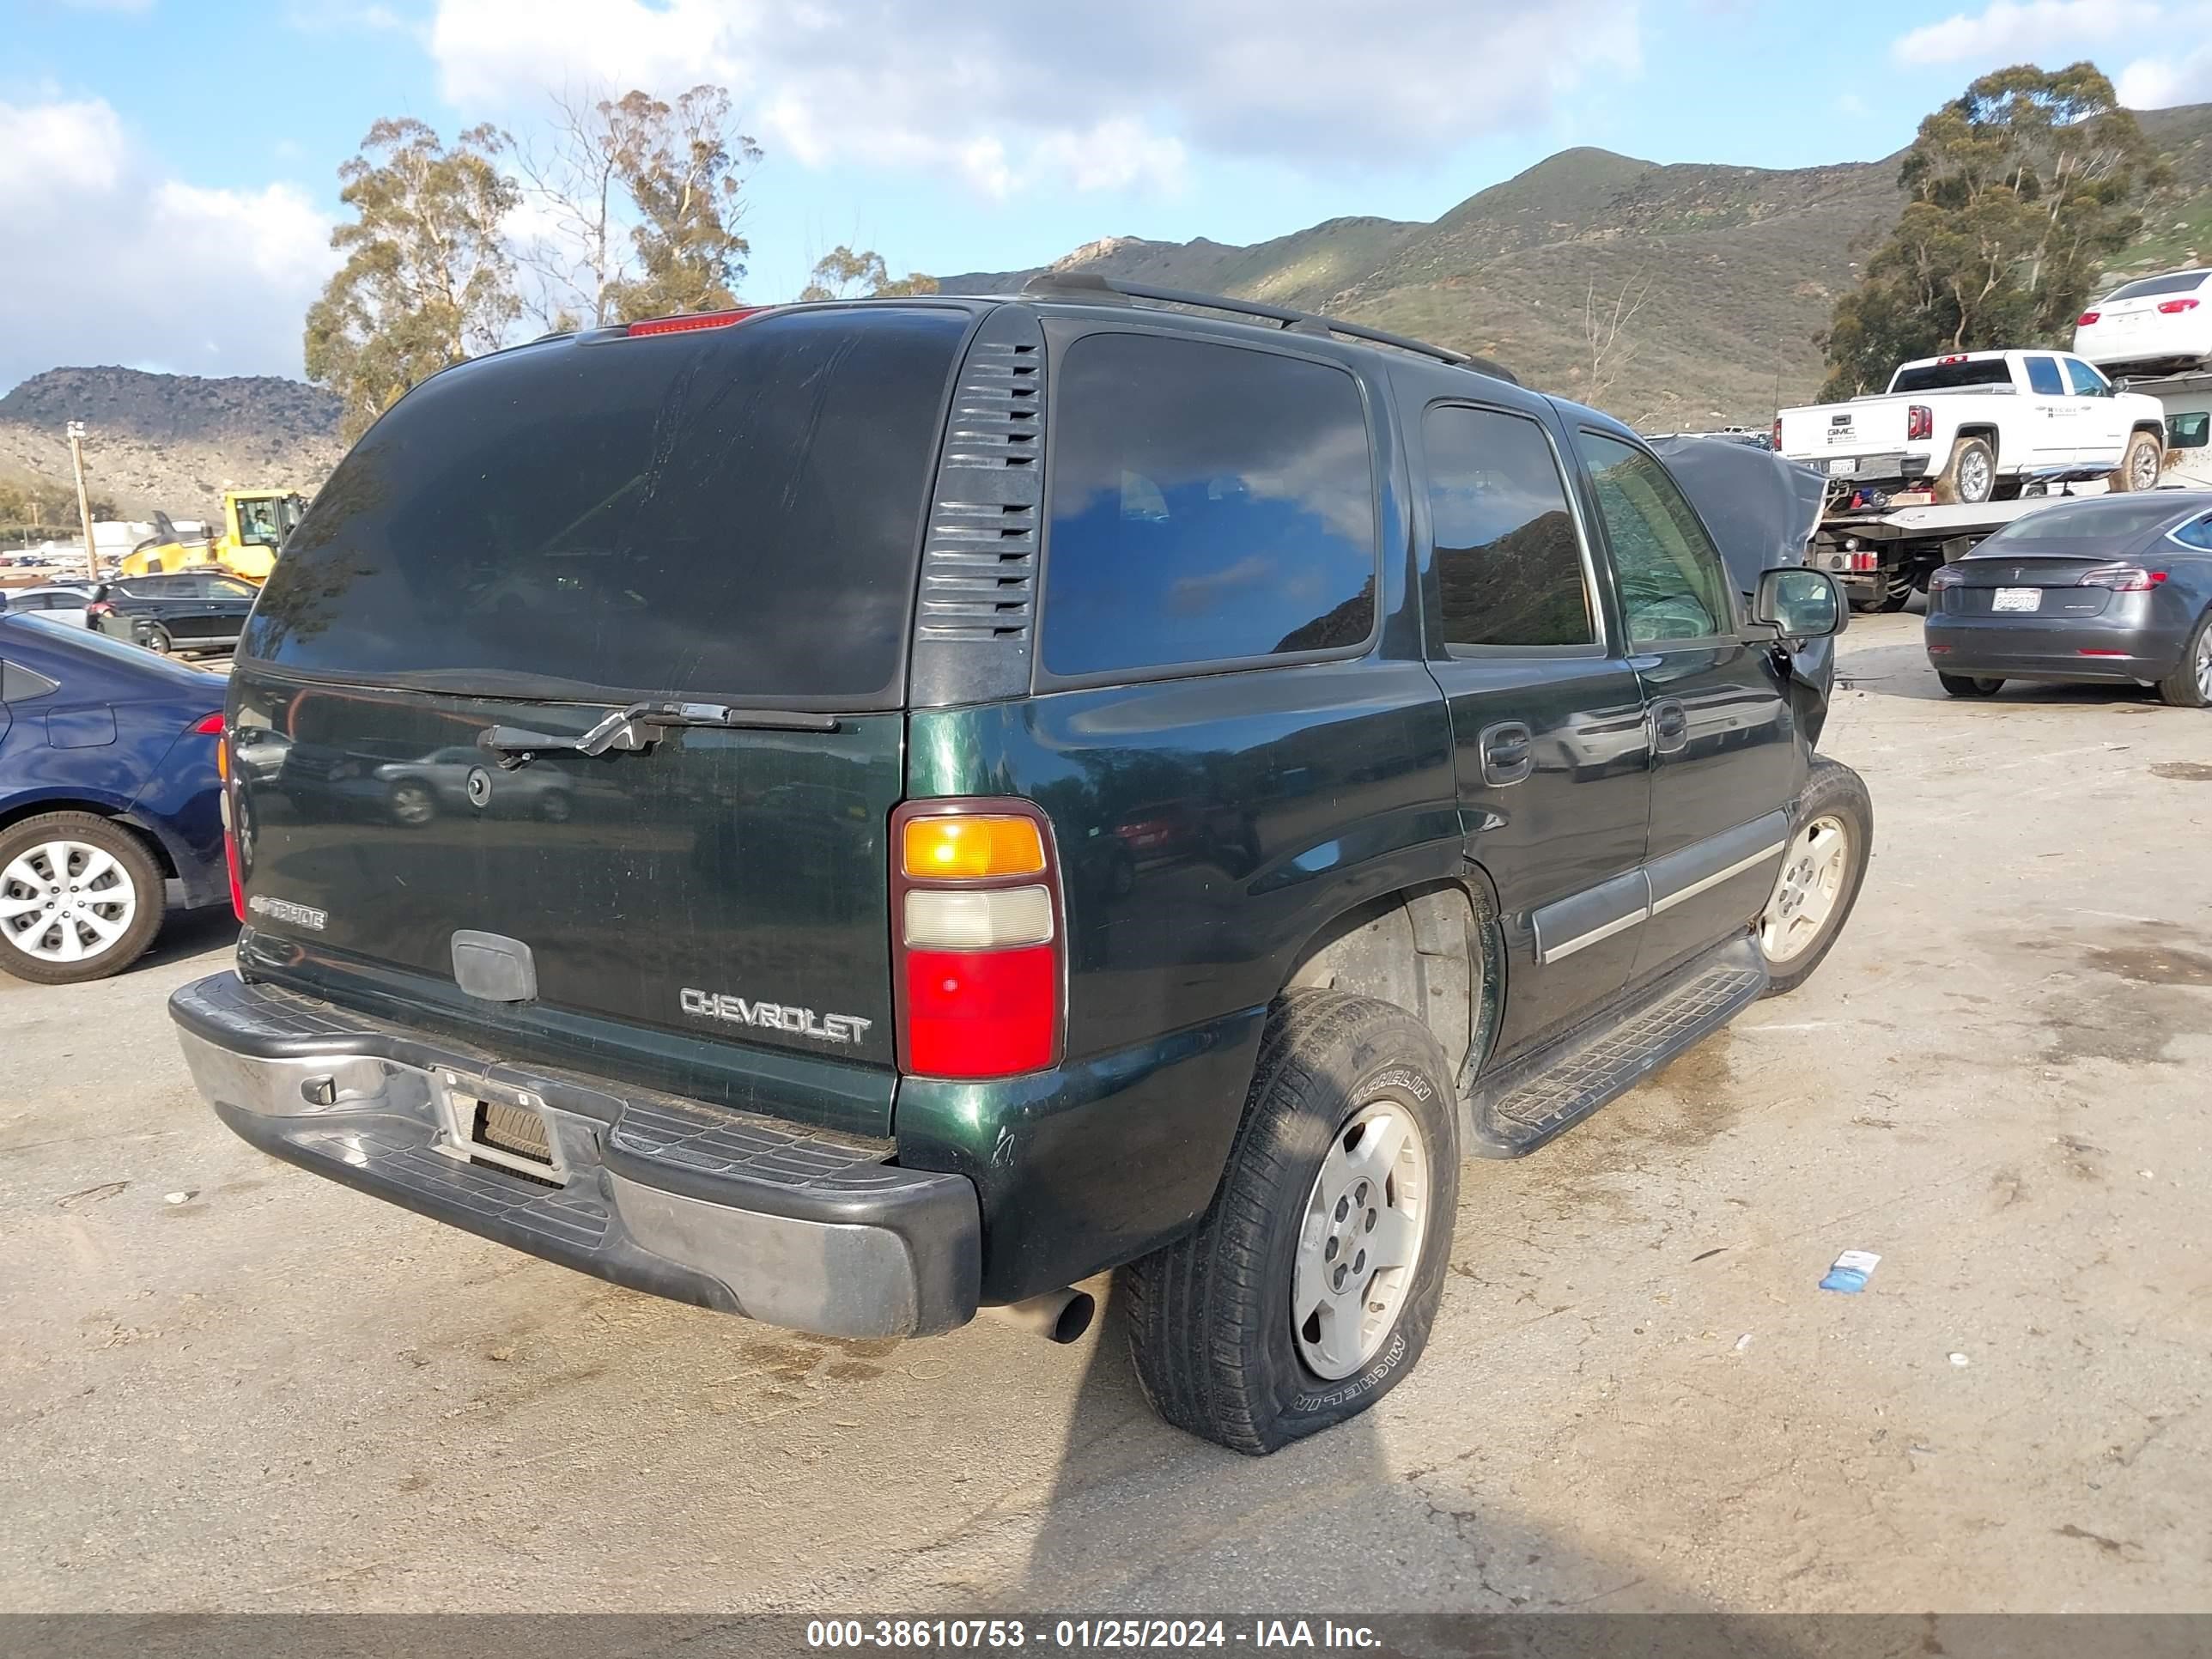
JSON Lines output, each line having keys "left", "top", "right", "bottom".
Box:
{"left": 387, "top": 782, "right": 436, "bottom": 826}
{"left": 1937, "top": 672, "right": 2004, "bottom": 697}
{"left": 1934, "top": 435, "right": 1996, "bottom": 506}
{"left": 142, "top": 623, "right": 173, "bottom": 654}
{"left": 1120, "top": 989, "right": 1459, "bottom": 1454}
{"left": 2155, "top": 611, "right": 2212, "bottom": 709}
{"left": 2109, "top": 430, "right": 2163, "bottom": 494}
{"left": 1759, "top": 759, "right": 1873, "bottom": 998}
{"left": 0, "top": 812, "right": 167, "bottom": 985}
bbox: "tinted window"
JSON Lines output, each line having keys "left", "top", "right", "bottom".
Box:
{"left": 2109, "top": 270, "right": 2210, "bottom": 301}
{"left": 245, "top": 308, "right": 969, "bottom": 704}
{"left": 1041, "top": 333, "right": 1376, "bottom": 678}
{"left": 1890, "top": 360, "right": 2011, "bottom": 392}
{"left": 2024, "top": 356, "right": 2064, "bottom": 396}
{"left": 1576, "top": 433, "right": 1734, "bottom": 645}
{"left": 2063, "top": 358, "right": 2110, "bottom": 397}
{"left": 205, "top": 577, "right": 258, "bottom": 599}
{"left": 1423, "top": 406, "right": 1593, "bottom": 648}
{"left": 2174, "top": 514, "right": 2212, "bottom": 550}
{"left": 2, "top": 659, "right": 59, "bottom": 701}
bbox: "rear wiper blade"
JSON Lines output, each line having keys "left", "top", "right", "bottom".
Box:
{"left": 478, "top": 701, "right": 841, "bottom": 769}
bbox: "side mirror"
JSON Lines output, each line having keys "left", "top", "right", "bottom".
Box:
{"left": 1753, "top": 566, "right": 1846, "bottom": 639}
{"left": 2113, "top": 376, "right": 2131, "bottom": 392}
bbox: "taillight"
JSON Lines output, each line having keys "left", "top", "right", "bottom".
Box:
{"left": 624, "top": 306, "right": 766, "bottom": 337}
{"left": 217, "top": 731, "right": 246, "bottom": 922}
{"left": 2157, "top": 298, "right": 2201, "bottom": 315}
{"left": 85, "top": 601, "right": 113, "bottom": 617}
{"left": 1927, "top": 562, "right": 1966, "bottom": 590}
{"left": 893, "top": 800, "right": 1062, "bottom": 1079}
{"left": 2076, "top": 563, "right": 2166, "bottom": 592}
{"left": 191, "top": 711, "right": 223, "bottom": 736}
{"left": 2077, "top": 311, "right": 2101, "bottom": 326}
{"left": 1770, "top": 416, "right": 1783, "bottom": 450}
{"left": 1905, "top": 404, "right": 1933, "bottom": 441}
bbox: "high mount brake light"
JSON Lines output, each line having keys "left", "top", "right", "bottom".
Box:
{"left": 624, "top": 307, "right": 768, "bottom": 337}
{"left": 892, "top": 801, "right": 1063, "bottom": 1079}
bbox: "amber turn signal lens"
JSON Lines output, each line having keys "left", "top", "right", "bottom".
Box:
{"left": 902, "top": 815, "right": 1046, "bottom": 880}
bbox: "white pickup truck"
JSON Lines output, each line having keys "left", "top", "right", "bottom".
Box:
{"left": 1776, "top": 348, "right": 2169, "bottom": 505}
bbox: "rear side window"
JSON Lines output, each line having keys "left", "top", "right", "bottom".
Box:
{"left": 1041, "top": 333, "right": 1376, "bottom": 678}
{"left": 2024, "top": 356, "right": 2064, "bottom": 396}
{"left": 245, "top": 308, "right": 969, "bottom": 705}
{"left": 2110, "top": 270, "right": 2209, "bottom": 301}
{"left": 2, "top": 659, "right": 59, "bottom": 702}
{"left": 2173, "top": 515, "right": 2212, "bottom": 550}
{"left": 1423, "top": 406, "right": 1594, "bottom": 649}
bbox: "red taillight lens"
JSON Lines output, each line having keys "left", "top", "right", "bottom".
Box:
{"left": 1927, "top": 562, "right": 1966, "bottom": 589}
{"left": 218, "top": 733, "right": 246, "bottom": 922}
{"left": 1905, "top": 404, "right": 1933, "bottom": 441}
{"left": 191, "top": 711, "right": 223, "bottom": 736}
{"left": 624, "top": 306, "right": 766, "bottom": 337}
{"left": 892, "top": 799, "right": 1063, "bottom": 1079}
{"left": 85, "top": 601, "right": 112, "bottom": 617}
{"left": 2078, "top": 311, "right": 2101, "bottom": 326}
{"left": 1770, "top": 417, "right": 1783, "bottom": 450}
{"left": 2077, "top": 563, "right": 2166, "bottom": 592}
{"left": 2157, "top": 298, "right": 2200, "bottom": 315}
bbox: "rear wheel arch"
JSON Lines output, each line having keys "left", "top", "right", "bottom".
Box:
{"left": 1956, "top": 422, "right": 1999, "bottom": 459}
{"left": 0, "top": 798, "right": 177, "bottom": 880}
{"left": 1279, "top": 875, "right": 1504, "bottom": 1085}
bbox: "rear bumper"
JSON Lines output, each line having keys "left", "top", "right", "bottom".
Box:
{"left": 1924, "top": 612, "right": 2187, "bottom": 682}
{"left": 171, "top": 972, "right": 981, "bottom": 1338}
{"left": 1796, "top": 450, "right": 1929, "bottom": 485}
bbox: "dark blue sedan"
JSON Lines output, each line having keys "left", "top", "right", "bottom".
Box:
{"left": 0, "top": 599, "right": 230, "bottom": 982}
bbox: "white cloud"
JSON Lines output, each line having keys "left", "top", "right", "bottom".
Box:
{"left": 1893, "top": 0, "right": 2161, "bottom": 63}
{"left": 0, "top": 96, "right": 337, "bottom": 392}
{"left": 428, "top": 0, "right": 1642, "bottom": 198}
{"left": 1890, "top": 0, "right": 2212, "bottom": 112}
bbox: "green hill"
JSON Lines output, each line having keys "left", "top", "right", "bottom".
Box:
{"left": 943, "top": 104, "right": 2212, "bottom": 429}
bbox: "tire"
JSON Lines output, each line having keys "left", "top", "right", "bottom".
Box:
{"left": 142, "top": 623, "right": 173, "bottom": 654}
{"left": 1758, "top": 759, "right": 1873, "bottom": 999}
{"left": 2154, "top": 611, "right": 2212, "bottom": 709}
{"left": 386, "top": 781, "right": 436, "bottom": 826}
{"left": 0, "top": 811, "right": 167, "bottom": 985}
{"left": 1932, "top": 435, "right": 1996, "bottom": 506}
{"left": 2108, "top": 429, "right": 2163, "bottom": 495}
{"left": 1937, "top": 672, "right": 2004, "bottom": 698}
{"left": 1120, "top": 990, "right": 1460, "bottom": 1455}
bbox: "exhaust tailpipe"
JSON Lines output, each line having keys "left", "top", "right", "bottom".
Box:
{"left": 979, "top": 1287, "right": 1096, "bottom": 1345}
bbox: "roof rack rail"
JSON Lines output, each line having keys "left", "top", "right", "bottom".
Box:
{"left": 1018, "top": 271, "right": 1516, "bottom": 385}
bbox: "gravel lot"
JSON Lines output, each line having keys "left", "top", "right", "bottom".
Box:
{"left": 3, "top": 610, "right": 2209, "bottom": 1614}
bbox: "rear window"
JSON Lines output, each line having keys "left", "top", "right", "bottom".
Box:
{"left": 2108, "top": 270, "right": 2209, "bottom": 301}
{"left": 1040, "top": 333, "right": 1377, "bottom": 679}
{"left": 244, "top": 307, "right": 969, "bottom": 705}
{"left": 1977, "top": 498, "right": 2198, "bottom": 546}
{"left": 1889, "top": 360, "right": 2013, "bottom": 392}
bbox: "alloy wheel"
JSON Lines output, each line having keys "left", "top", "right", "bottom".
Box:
{"left": 1292, "top": 1099, "right": 1431, "bottom": 1380}
{"left": 0, "top": 841, "right": 139, "bottom": 965}
{"left": 1761, "top": 814, "right": 1853, "bottom": 967}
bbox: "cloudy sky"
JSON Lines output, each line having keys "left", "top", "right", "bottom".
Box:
{"left": 3, "top": 0, "right": 2208, "bottom": 393}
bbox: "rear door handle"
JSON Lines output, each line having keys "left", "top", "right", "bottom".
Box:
{"left": 1478, "top": 720, "right": 1534, "bottom": 787}
{"left": 1649, "top": 701, "right": 1689, "bottom": 756}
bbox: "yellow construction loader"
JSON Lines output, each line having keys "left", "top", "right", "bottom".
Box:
{"left": 122, "top": 489, "right": 307, "bottom": 583}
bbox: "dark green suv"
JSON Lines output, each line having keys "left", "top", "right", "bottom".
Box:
{"left": 172, "top": 280, "right": 1870, "bottom": 1454}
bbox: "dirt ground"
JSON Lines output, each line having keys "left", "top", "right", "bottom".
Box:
{"left": 3, "top": 609, "right": 2209, "bottom": 1615}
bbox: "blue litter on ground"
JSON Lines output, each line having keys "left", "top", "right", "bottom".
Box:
{"left": 1820, "top": 1249, "right": 1881, "bottom": 1293}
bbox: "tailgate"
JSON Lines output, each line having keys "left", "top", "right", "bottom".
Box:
{"left": 1781, "top": 400, "right": 1902, "bottom": 458}
{"left": 227, "top": 305, "right": 974, "bottom": 1127}
{"left": 1938, "top": 551, "right": 2120, "bottom": 617}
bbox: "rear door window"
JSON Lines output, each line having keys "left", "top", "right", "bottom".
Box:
{"left": 1040, "top": 333, "right": 1377, "bottom": 679}
{"left": 244, "top": 307, "right": 970, "bottom": 706}
{"left": 2024, "top": 356, "right": 2065, "bottom": 396}
{"left": 1422, "top": 405, "right": 1595, "bottom": 650}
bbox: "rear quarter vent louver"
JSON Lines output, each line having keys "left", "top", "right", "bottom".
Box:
{"left": 908, "top": 306, "right": 1048, "bottom": 707}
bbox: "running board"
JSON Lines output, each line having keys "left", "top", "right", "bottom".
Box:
{"left": 1465, "top": 936, "right": 1767, "bottom": 1158}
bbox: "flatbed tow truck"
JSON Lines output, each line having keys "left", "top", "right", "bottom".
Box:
{"left": 1805, "top": 366, "right": 2212, "bottom": 611}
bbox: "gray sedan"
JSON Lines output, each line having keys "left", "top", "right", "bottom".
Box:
{"left": 1924, "top": 492, "right": 2212, "bottom": 706}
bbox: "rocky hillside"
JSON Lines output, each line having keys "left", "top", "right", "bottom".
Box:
{"left": 0, "top": 367, "right": 344, "bottom": 523}
{"left": 942, "top": 103, "right": 2212, "bottom": 430}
